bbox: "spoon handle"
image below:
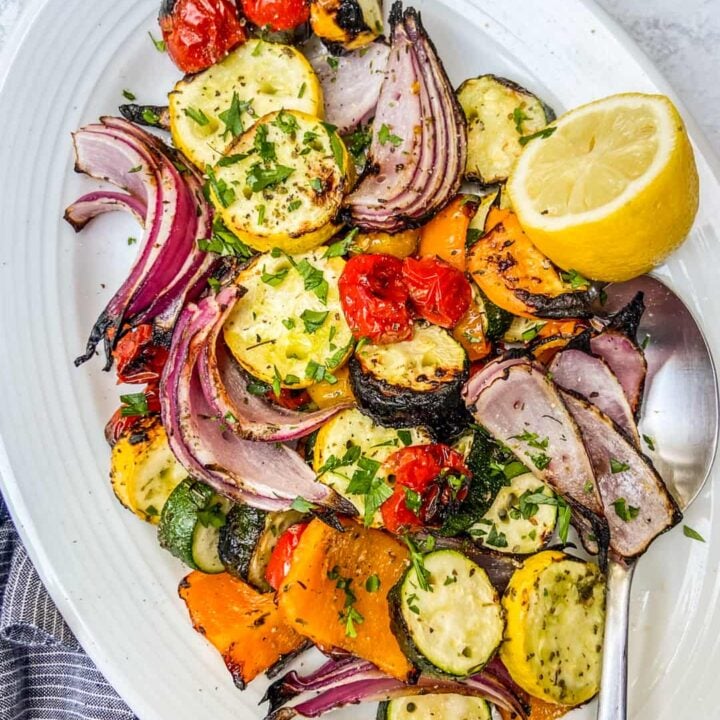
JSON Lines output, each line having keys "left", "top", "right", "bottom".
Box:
{"left": 596, "top": 560, "right": 637, "bottom": 720}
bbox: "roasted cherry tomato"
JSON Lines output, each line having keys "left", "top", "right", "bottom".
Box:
{"left": 338, "top": 254, "right": 413, "bottom": 345}
{"left": 104, "top": 385, "right": 161, "bottom": 447}
{"left": 380, "top": 444, "right": 470, "bottom": 534}
{"left": 267, "top": 388, "right": 313, "bottom": 411}
{"left": 114, "top": 324, "right": 169, "bottom": 385}
{"left": 240, "top": 0, "right": 309, "bottom": 31}
{"left": 265, "top": 522, "right": 309, "bottom": 590}
{"left": 402, "top": 256, "right": 472, "bottom": 329}
{"left": 159, "top": 0, "right": 248, "bottom": 75}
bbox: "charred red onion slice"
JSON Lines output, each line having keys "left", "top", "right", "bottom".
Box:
{"left": 304, "top": 37, "right": 389, "bottom": 135}
{"left": 466, "top": 360, "right": 610, "bottom": 556}
{"left": 197, "top": 302, "right": 353, "bottom": 441}
{"left": 550, "top": 349, "right": 640, "bottom": 445}
{"left": 69, "top": 118, "right": 216, "bottom": 368}
{"left": 265, "top": 668, "right": 528, "bottom": 720}
{"left": 64, "top": 190, "right": 147, "bottom": 231}
{"left": 160, "top": 289, "right": 356, "bottom": 513}
{"left": 561, "top": 391, "right": 682, "bottom": 559}
{"left": 462, "top": 355, "right": 532, "bottom": 408}
{"left": 345, "top": 3, "right": 467, "bottom": 232}
{"left": 590, "top": 330, "right": 647, "bottom": 416}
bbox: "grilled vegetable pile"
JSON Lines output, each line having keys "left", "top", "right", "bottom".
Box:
{"left": 66, "top": 1, "right": 699, "bottom": 718}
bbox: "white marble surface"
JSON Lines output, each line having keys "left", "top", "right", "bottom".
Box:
{"left": 0, "top": 0, "right": 718, "bottom": 155}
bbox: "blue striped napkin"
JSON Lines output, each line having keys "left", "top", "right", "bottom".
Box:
{"left": 0, "top": 495, "right": 136, "bottom": 720}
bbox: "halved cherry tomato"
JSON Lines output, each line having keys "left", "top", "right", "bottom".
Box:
{"left": 339, "top": 254, "right": 413, "bottom": 345}
{"left": 418, "top": 195, "right": 477, "bottom": 271}
{"left": 401, "top": 256, "right": 472, "bottom": 329}
{"left": 381, "top": 444, "right": 470, "bottom": 534}
{"left": 159, "top": 0, "right": 248, "bottom": 75}
{"left": 114, "top": 324, "right": 169, "bottom": 385}
{"left": 241, "top": 0, "right": 309, "bottom": 31}
{"left": 265, "top": 522, "right": 309, "bottom": 590}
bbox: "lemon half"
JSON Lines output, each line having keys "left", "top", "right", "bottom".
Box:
{"left": 508, "top": 93, "right": 699, "bottom": 282}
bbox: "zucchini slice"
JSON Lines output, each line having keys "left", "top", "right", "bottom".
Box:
{"left": 502, "top": 316, "right": 547, "bottom": 343}
{"left": 501, "top": 551, "right": 605, "bottom": 705}
{"left": 349, "top": 323, "right": 469, "bottom": 440}
{"left": 313, "top": 408, "right": 431, "bottom": 525}
{"left": 390, "top": 550, "right": 504, "bottom": 677}
{"left": 378, "top": 695, "right": 491, "bottom": 720}
{"left": 458, "top": 74, "right": 555, "bottom": 184}
{"left": 471, "top": 473, "right": 557, "bottom": 554}
{"left": 110, "top": 417, "right": 187, "bottom": 524}
{"left": 467, "top": 187, "right": 500, "bottom": 241}
{"left": 210, "top": 110, "right": 351, "bottom": 254}
{"left": 169, "top": 40, "right": 322, "bottom": 170}
{"left": 223, "top": 249, "right": 353, "bottom": 388}
{"left": 219, "top": 505, "right": 304, "bottom": 592}
{"left": 310, "top": 0, "right": 383, "bottom": 51}
{"left": 158, "top": 479, "right": 230, "bottom": 573}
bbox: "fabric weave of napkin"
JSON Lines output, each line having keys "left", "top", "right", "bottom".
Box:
{"left": 0, "top": 496, "right": 135, "bottom": 720}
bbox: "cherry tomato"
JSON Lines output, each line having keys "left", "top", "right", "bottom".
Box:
{"left": 114, "top": 324, "right": 169, "bottom": 385}
{"left": 241, "top": 0, "right": 309, "bottom": 31}
{"left": 380, "top": 444, "right": 470, "bottom": 534}
{"left": 104, "top": 385, "right": 161, "bottom": 447}
{"left": 265, "top": 522, "right": 309, "bottom": 590}
{"left": 267, "top": 388, "right": 313, "bottom": 411}
{"left": 339, "top": 254, "right": 413, "bottom": 345}
{"left": 159, "top": 0, "right": 248, "bottom": 75}
{"left": 402, "top": 256, "right": 472, "bottom": 329}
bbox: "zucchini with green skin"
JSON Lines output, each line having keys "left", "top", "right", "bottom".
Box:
{"left": 219, "top": 505, "right": 305, "bottom": 591}
{"left": 389, "top": 549, "right": 505, "bottom": 677}
{"left": 158, "top": 479, "right": 230, "bottom": 573}
{"left": 471, "top": 472, "right": 557, "bottom": 554}
{"left": 378, "top": 695, "right": 491, "bottom": 720}
{"left": 349, "top": 323, "right": 470, "bottom": 440}
{"left": 458, "top": 74, "right": 555, "bottom": 185}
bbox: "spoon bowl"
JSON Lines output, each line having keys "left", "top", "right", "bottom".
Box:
{"left": 597, "top": 275, "right": 719, "bottom": 720}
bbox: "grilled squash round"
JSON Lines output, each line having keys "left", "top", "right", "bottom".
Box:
{"left": 169, "top": 40, "right": 322, "bottom": 171}
{"left": 223, "top": 249, "right": 353, "bottom": 389}
{"left": 501, "top": 551, "right": 606, "bottom": 705}
{"left": 209, "top": 110, "right": 351, "bottom": 253}
{"left": 378, "top": 695, "right": 491, "bottom": 720}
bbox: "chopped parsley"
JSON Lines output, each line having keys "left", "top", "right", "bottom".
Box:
{"left": 310, "top": 177, "right": 324, "bottom": 193}
{"left": 485, "top": 523, "right": 508, "bottom": 548}
{"left": 219, "top": 93, "right": 254, "bottom": 139}
{"left": 343, "top": 125, "right": 373, "bottom": 171}
{"left": 247, "top": 379, "right": 271, "bottom": 396}
{"left": 148, "top": 31, "right": 166, "bottom": 52}
{"left": 127, "top": 236, "right": 137, "bottom": 246}
{"left": 322, "top": 122, "right": 345, "bottom": 172}
{"left": 254, "top": 124, "right": 277, "bottom": 162}
{"left": 271, "top": 366, "right": 282, "bottom": 397}
{"left": 378, "top": 123, "right": 403, "bottom": 147}
{"left": 122, "top": 89, "right": 136, "bottom": 101}
{"left": 273, "top": 109, "right": 300, "bottom": 136}
{"left": 119, "top": 392, "right": 149, "bottom": 417}
{"left": 198, "top": 217, "right": 254, "bottom": 259}
{"left": 141, "top": 108, "right": 160, "bottom": 126}
{"left": 261, "top": 267, "right": 289, "bottom": 287}
{"left": 245, "top": 162, "right": 295, "bottom": 193}
{"left": 326, "top": 56, "right": 340, "bottom": 70}
{"left": 217, "top": 152, "right": 254, "bottom": 167}
{"left": 305, "top": 360, "right": 337, "bottom": 385}
{"left": 610, "top": 458, "right": 631, "bottom": 474}
{"left": 466, "top": 228, "right": 483, "bottom": 248}
{"left": 404, "top": 536, "right": 432, "bottom": 592}
{"left": 298, "top": 82, "right": 307, "bottom": 99}
{"left": 324, "top": 228, "right": 359, "bottom": 258}
{"left": 257, "top": 204, "right": 266, "bottom": 225}
{"left": 560, "top": 268, "right": 591, "bottom": 289}
{"left": 365, "top": 574, "right": 381, "bottom": 593}
{"left": 205, "top": 165, "right": 236, "bottom": 208}
{"left": 128, "top": 165, "right": 143, "bottom": 173}
{"left": 347, "top": 456, "right": 391, "bottom": 526}
{"left": 288, "top": 199, "right": 302, "bottom": 212}
{"left": 643, "top": 434, "right": 656, "bottom": 451}
{"left": 513, "top": 106, "right": 530, "bottom": 134}
{"left": 316, "top": 444, "right": 362, "bottom": 476}
{"left": 327, "top": 567, "right": 365, "bottom": 638}
{"left": 683, "top": 525, "right": 705, "bottom": 542}
{"left": 291, "top": 497, "right": 319, "bottom": 513}
{"left": 557, "top": 498, "right": 571, "bottom": 543}
{"left": 397, "top": 430, "right": 413, "bottom": 447}
{"left": 282, "top": 318, "right": 296, "bottom": 330}
{"left": 613, "top": 497, "right": 640, "bottom": 522}
{"left": 519, "top": 127, "right": 557, "bottom": 146}
{"left": 207, "top": 277, "right": 221, "bottom": 293}
{"left": 511, "top": 431, "right": 551, "bottom": 470}
{"left": 300, "top": 309, "right": 329, "bottom": 334}
{"left": 183, "top": 106, "right": 210, "bottom": 126}
{"left": 403, "top": 487, "right": 422, "bottom": 515}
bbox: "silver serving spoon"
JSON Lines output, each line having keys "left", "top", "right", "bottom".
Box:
{"left": 596, "top": 275, "right": 719, "bottom": 720}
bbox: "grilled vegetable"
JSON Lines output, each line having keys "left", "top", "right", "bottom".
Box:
{"left": 179, "top": 571, "right": 306, "bottom": 689}
{"left": 210, "top": 111, "right": 351, "bottom": 253}
{"left": 313, "top": 408, "right": 431, "bottom": 524}
{"left": 218, "top": 505, "right": 305, "bottom": 591}
{"left": 352, "top": 229, "right": 420, "bottom": 259}
{"left": 467, "top": 209, "right": 595, "bottom": 319}
{"left": 169, "top": 41, "right": 321, "bottom": 171}
{"left": 453, "top": 285, "right": 512, "bottom": 361}
{"left": 500, "top": 551, "right": 605, "bottom": 705}
{"left": 118, "top": 103, "right": 171, "bottom": 130}
{"left": 310, "top": 0, "right": 384, "bottom": 51}
{"left": 159, "top": 0, "right": 248, "bottom": 74}
{"left": 458, "top": 75, "right": 555, "bottom": 185}
{"left": 222, "top": 249, "right": 353, "bottom": 389}
{"left": 110, "top": 417, "right": 187, "bottom": 524}
{"left": 158, "top": 479, "right": 231, "bottom": 572}
{"left": 378, "top": 696, "right": 491, "bottom": 720}
{"left": 471, "top": 473, "right": 557, "bottom": 554}
{"left": 468, "top": 187, "right": 501, "bottom": 239}
{"left": 349, "top": 322, "right": 470, "bottom": 440}
{"left": 306, "top": 365, "right": 356, "bottom": 408}
{"left": 277, "top": 518, "right": 414, "bottom": 681}
{"left": 242, "top": 0, "right": 311, "bottom": 35}
{"left": 265, "top": 522, "right": 310, "bottom": 590}
{"left": 418, "top": 195, "right": 478, "bottom": 271}
{"left": 389, "top": 549, "right": 505, "bottom": 677}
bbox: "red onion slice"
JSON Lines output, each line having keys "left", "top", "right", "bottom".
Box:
{"left": 64, "top": 190, "right": 147, "bottom": 231}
